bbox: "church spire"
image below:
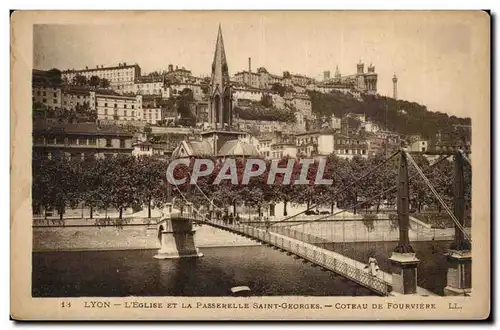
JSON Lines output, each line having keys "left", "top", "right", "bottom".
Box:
{"left": 211, "top": 24, "right": 229, "bottom": 90}
{"left": 209, "top": 24, "right": 232, "bottom": 128}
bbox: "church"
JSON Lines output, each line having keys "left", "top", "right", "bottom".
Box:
{"left": 172, "top": 25, "right": 259, "bottom": 159}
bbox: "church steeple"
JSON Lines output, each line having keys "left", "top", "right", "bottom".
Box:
{"left": 209, "top": 24, "right": 232, "bottom": 128}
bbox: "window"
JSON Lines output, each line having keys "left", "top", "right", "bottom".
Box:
{"left": 114, "top": 109, "right": 118, "bottom": 116}
{"left": 124, "top": 110, "right": 127, "bottom": 117}
{"left": 42, "top": 98, "right": 47, "bottom": 103}
{"left": 104, "top": 109, "right": 108, "bottom": 115}
{"left": 53, "top": 99, "right": 57, "bottom": 104}
{"left": 124, "top": 104, "right": 127, "bottom": 109}
{"left": 43, "top": 91, "right": 46, "bottom": 96}
{"left": 132, "top": 111, "right": 135, "bottom": 117}
{"left": 120, "top": 139, "right": 126, "bottom": 148}
{"left": 106, "top": 139, "right": 112, "bottom": 147}
{"left": 131, "top": 105, "right": 134, "bottom": 109}
{"left": 105, "top": 103, "right": 108, "bottom": 107}
{"left": 345, "top": 149, "right": 349, "bottom": 154}
{"left": 37, "top": 91, "right": 41, "bottom": 96}
{"left": 53, "top": 92, "right": 57, "bottom": 97}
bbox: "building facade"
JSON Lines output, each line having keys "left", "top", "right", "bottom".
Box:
{"left": 32, "top": 85, "right": 62, "bottom": 110}
{"left": 134, "top": 77, "right": 164, "bottom": 96}
{"left": 61, "top": 87, "right": 92, "bottom": 111}
{"left": 91, "top": 92, "right": 144, "bottom": 125}
{"left": 334, "top": 134, "right": 369, "bottom": 159}
{"left": 321, "top": 61, "right": 378, "bottom": 95}
{"left": 32, "top": 122, "right": 134, "bottom": 160}
{"left": 62, "top": 63, "right": 141, "bottom": 93}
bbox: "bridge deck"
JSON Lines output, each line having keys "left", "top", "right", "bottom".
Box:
{"left": 194, "top": 219, "right": 436, "bottom": 296}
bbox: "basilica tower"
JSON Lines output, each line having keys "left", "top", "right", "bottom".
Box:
{"left": 392, "top": 74, "right": 398, "bottom": 99}
{"left": 209, "top": 24, "right": 232, "bottom": 128}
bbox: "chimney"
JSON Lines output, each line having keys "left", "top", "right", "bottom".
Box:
{"left": 248, "top": 57, "right": 252, "bottom": 73}
{"left": 175, "top": 65, "right": 178, "bottom": 70}
{"left": 124, "top": 62, "right": 127, "bottom": 66}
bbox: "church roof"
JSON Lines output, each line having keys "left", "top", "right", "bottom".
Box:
{"left": 171, "top": 140, "right": 213, "bottom": 159}
{"left": 218, "top": 139, "right": 259, "bottom": 157}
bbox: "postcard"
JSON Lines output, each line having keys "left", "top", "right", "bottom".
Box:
{"left": 10, "top": 10, "right": 490, "bottom": 320}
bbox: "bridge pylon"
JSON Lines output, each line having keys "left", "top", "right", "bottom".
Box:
{"left": 444, "top": 151, "right": 471, "bottom": 296}
{"left": 154, "top": 202, "right": 203, "bottom": 259}
{"left": 389, "top": 150, "right": 420, "bottom": 295}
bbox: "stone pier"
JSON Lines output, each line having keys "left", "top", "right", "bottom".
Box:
{"left": 444, "top": 250, "right": 472, "bottom": 296}
{"left": 154, "top": 204, "right": 203, "bottom": 259}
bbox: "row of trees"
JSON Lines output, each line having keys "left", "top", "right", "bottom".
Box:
{"left": 32, "top": 153, "right": 470, "bottom": 220}
{"left": 33, "top": 102, "right": 97, "bottom": 123}
{"left": 234, "top": 103, "right": 296, "bottom": 123}
{"left": 69, "top": 75, "right": 111, "bottom": 89}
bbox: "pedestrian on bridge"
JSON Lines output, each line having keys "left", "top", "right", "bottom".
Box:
{"left": 365, "top": 257, "right": 380, "bottom": 276}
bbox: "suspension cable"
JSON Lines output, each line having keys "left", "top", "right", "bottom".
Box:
{"left": 270, "top": 150, "right": 401, "bottom": 227}
{"left": 168, "top": 174, "right": 212, "bottom": 223}
{"left": 405, "top": 151, "right": 471, "bottom": 242}
{"left": 280, "top": 154, "right": 452, "bottom": 229}
{"left": 459, "top": 149, "right": 472, "bottom": 168}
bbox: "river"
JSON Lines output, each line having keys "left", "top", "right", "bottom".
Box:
{"left": 32, "top": 245, "right": 377, "bottom": 297}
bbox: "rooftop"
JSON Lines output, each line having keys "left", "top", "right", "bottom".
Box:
{"left": 33, "top": 122, "right": 134, "bottom": 137}
{"left": 62, "top": 63, "right": 140, "bottom": 73}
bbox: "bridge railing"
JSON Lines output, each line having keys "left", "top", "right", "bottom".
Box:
{"left": 191, "top": 216, "right": 388, "bottom": 296}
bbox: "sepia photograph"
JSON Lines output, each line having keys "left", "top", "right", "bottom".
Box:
{"left": 10, "top": 10, "right": 490, "bottom": 320}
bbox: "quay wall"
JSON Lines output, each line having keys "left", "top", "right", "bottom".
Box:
{"left": 33, "top": 224, "right": 259, "bottom": 252}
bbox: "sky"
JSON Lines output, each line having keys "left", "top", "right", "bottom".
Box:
{"left": 32, "top": 11, "right": 489, "bottom": 118}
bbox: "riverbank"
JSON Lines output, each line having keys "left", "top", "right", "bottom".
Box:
{"left": 32, "top": 219, "right": 469, "bottom": 252}
{"left": 33, "top": 224, "right": 260, "bottom": 252}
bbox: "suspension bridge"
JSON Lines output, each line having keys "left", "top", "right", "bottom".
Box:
{"left": 155, "top": 149, "right": 472, "bottom": 297}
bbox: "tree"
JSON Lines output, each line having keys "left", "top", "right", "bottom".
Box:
{"left": 135, "top": 156, "right": 168, "bottom": 218}
{"left": 89, "top": 75, "right": 101, "bottom": 89}
{"left": 79, "top": 157, "right": 109, "bottom": 219}
{"left": 46, "top": 68, "right": 62, "bottom": 86}
{"left": 307, "top": 90, "right": 471, "bottom": 142}
{"left": 270, "top": 83, "right": 286, "bottom": 97}
{"left": 176, "top": 88, "right": 196, "bottom": 125}
{"left": 106, "top": 155, "right": 138, "bottom": 219}
{"left": 73, "top": 74, "right": 87, "bottom": 86}
{"left": 100, "top": 78, "right": 111, "bottom": 89}
{"left": 408, "top": 154, "right": 432, "bottom": 212}
{"left": 32, "top": 156, "right": 81, "bottom": 220}
{"left": 260, "top": 93, "right": 273, "bottom": 108}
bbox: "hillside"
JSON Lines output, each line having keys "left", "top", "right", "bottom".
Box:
{"left": 308, "top": 90, "right": 471, "bottom": 141}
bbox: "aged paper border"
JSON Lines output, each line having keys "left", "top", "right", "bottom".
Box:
{"left": 10, "top": 10, "right": 491, "bottom": 320}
